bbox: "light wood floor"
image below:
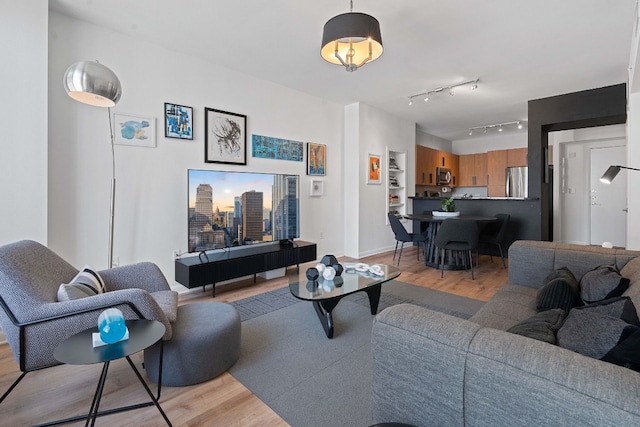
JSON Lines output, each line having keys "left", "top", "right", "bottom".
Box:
{"left": 0, "top": 248, "right": 508, "bottom": 426}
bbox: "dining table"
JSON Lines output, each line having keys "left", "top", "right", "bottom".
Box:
{"left": 404, "top": 213, "right": 497, "bottom": 270}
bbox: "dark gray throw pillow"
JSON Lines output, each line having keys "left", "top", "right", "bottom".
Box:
{"left": 507, "top": 308, "right": 567, "bottom": 344}
{"left": 580, "top": 264, "right": 630, "bottom": 304}
{"left": 557, "top": 297, "right": 640, "bottom": 371}
{"left": 536, "top": 267, "right": 582, "bottom": 313}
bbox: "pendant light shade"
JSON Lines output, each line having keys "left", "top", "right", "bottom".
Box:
{"left": 321, "top": 6, "right": 383, "bottom": 72}
{"left": 63, "top": 61, "right": 122, "bottom": 107}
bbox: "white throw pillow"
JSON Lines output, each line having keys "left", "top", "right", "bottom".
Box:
{"left": 57, "top": 265, "right": 106, "bottom": 301}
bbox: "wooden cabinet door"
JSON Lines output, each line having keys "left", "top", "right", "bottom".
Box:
{"left": 458, "top": 154, "right": 474, "bottom": 186}
{"left": 487, "top": 150, "right": 508, "bottom": 187}
{"left": 449, "top": 153, "right": 459, "bottom": 186}
{"left": 416, "top": 146, "right": 437, "bottom": 184}
{"left": 488, "top": 185, "right": 506, "bottom": 197}
{"left": 416, "top": 146, "right": 426, "bottom": 184}
{"left": 474, "top": 153, "right": 488, "bottom": 186}
{"left": 507, "top": 148, "right": 528, "bottom": 167}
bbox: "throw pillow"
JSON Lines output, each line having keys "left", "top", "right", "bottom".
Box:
{"left": 557, "top": 297, "right": 640, "bottom": 371}
{"left": 580, "top": 264, "right": 630, "bottom": 304}
{"left": 57, "top": 265, "right": 106, "bottom": 302}
{"left": 536, "top": 267, "right": 582, "bottom": 313}
{"left": 507, "top": 308, "right": 567, "bottom": 344}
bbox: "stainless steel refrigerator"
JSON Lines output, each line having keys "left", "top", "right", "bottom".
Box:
{"left": 506, "top": 166, "right": 528, "bottom": 198}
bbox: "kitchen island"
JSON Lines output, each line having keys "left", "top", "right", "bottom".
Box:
{"left": 409, "top": 196, "right": 542, "bottom": 258}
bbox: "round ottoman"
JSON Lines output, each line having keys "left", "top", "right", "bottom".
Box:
{"left": 144, "top": 301, "right": 241, "bottom": 386}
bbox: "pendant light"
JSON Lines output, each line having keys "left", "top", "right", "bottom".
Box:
{"left": 320, "top": 0, "right": 383, "bottom": 72}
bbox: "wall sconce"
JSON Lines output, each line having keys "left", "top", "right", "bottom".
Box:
{"left": 408, "top": 78, "right": 479, "bottom": 105}
{"left": 600, "top": 165, "right": 640, "bottom": 184}
{"left": 468, "top": 121, "right": 524, "bottom": 136}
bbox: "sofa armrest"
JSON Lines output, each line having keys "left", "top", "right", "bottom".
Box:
{"left": 99, "top": 262, "right": 170, "bottom": 293}
{"left": 371, "top": 304, "right": 481, "bottom": 427}
{"left": 465, "top": 328, "right": 640, "bottom": 425}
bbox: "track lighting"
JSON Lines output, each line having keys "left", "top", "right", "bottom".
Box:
{"left": 407, "top": 78, "right": 479, "bottom": 106}
{"left": 408, "top": 98, "right": 413, "bottom": 106}
{"left": 467, "top": 121, "right": 527, "bottom": 136}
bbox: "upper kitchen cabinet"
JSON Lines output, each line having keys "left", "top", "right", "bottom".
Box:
{"left": 458, "top": 153, "right": 487, "bottom": 187}
{"left": 507, "top": 147, "right": 528, "bottom": 167}
{"left": 416, "top": 145, "right": 438, "bottom": 185}
{"left": 438, "top": 151, "right": 459, "bottom": 186}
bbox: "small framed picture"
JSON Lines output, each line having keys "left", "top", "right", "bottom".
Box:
{"left": 367, "top": 153, "right": 382, "bottom": 184}
{"left": 310, "top": 179, "right": 324, "bottom": 197}
{"left": 164, "top": 103, "right": 193, "bottom": 140}
{"left": 205, "top": 107, "right": 247, "bottom": 165}
{"left": 307, "top": 142, "right": 326, "bottom": 176}
{"left": 114, "top": 113, "right": 156, "bottom": 148}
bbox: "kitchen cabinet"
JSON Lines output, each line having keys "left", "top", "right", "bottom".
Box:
{"left": 438, "top": 151, "right": 459, "bottom": 186}
{"left": 416, "top": 145, "right": 437, "bottom": 185}
{"left": 507, "top": 148, "right": 528, "bottom": 167}
{"left": 487, "top": 150, "right": 508, "bottom": 197}
{"left": 458, "top": 153, "right": 487, "bottom": 187}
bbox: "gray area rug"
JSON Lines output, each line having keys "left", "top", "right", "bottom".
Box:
{"left": 229, "top": 280, "right": 484, "bottom": 427}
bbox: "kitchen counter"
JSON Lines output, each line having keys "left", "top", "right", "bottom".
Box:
{"left": 410, "top": 197, "right": 542, "bottom": 257}
{"left": 410, "top": 196, "right": 539, "bottom": 201}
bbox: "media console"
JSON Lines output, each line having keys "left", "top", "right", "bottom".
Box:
{"left": 175, "top": 241, "right": 317, "bottom": 297}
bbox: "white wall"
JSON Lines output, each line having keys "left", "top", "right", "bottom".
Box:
{"left": 549, "top": 125, "right": 626, "bottom": 244}
{"left": 627, "top": 92, "right": 640, "bottom": 249}
{"left": 416, "top": 128, "right": 451, "bottom": 151}
{"left": 0, "top": 1, "right": 48, "bottom": 246}
{"left": 452, "top": 131, "right": 527, "bottom": 155}
{"left": 48, "top": 12, "right": 344, "bottom": 289}
{"left": 343, "top": 103, "right": 416, "bottom": 258}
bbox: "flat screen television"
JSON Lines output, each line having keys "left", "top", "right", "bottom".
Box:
{"left": 188, "top": 169, "right": 300, "bottom": 252}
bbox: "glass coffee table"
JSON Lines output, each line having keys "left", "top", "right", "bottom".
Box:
{"left": 288, "top": 262, "right": 401, "bottom": 338}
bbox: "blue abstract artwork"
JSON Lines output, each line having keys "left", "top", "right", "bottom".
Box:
{"left": 114, "top": 113, "right": 156, "bottom": 147}
{"left": 252, "top": 134, "right": 304, "bottom": 162}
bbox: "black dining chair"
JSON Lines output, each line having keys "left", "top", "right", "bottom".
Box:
{"left": 478, "top": 213, "right": 510, "bottom": 268}
{"left": 433, "top": 219, "right": 480, "bottom": 279}
{"left": 388, "top": 212, "right": 428, "bottom": 266}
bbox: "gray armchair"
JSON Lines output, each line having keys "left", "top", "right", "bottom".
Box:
{"left": 0, "top": 240, "right": 177, "bottom": 404}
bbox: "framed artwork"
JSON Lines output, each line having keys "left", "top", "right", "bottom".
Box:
{"left": 114, "top": 113, "right": 156, "bottom": 148}
{"left": 367, "top": 153, "right": 382, "bottom": 184}
{"left": 252, "top": 134, "right": 304, "bottom": 161}
{"left": 205, "top": 107, "right": 247, "bottom": 165}
{"left": 310, "top": 179, "right": 324, "bottom": 197}
{"left": 307, "top": 142, "right": 326, "bottom": 176}
{"left": 164, "top": 103, "right": 193, "bottom": 140}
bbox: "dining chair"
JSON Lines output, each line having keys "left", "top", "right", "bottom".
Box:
{"left": 387, "top": 212, "right": 428, "bottom": 266}
{"left": 433, "top": 219, "right": 480, "bottom": 279}
{"left": 478, "top": 213, "right": 510, "bottom": 268}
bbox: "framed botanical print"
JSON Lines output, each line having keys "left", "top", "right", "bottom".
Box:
{"left": 205, "top": 107, "right": 247, "bottom": 165}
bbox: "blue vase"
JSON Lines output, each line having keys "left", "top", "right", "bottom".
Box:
{"left": 98, "top": 308, "right": 127, "bottom": 344}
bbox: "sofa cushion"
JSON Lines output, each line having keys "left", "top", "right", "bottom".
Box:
{"left": 580, "top": 264, "right": 630, "bottom": 304}
{"left": 507, "top": 308, "right": 566, "bottom": 344}
{"left": 57, "top": 265, "right": 106, "bottom": 301}
{"left": 557, "top": 297, "right": 640, "bottom": 370}
{"left": 536, "top": 267, "right": 581, "bottom": 313}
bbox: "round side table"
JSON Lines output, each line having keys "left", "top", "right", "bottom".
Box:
{"left": 53, "top": 319, "right": 171, "bottom": 427}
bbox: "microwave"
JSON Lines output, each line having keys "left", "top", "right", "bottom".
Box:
{"left": 436, "top": 167, "right": 451, "bottom": 185}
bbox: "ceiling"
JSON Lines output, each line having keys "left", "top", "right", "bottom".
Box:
{"left": 49, "top": 0, "right": 637, "bottom": 141}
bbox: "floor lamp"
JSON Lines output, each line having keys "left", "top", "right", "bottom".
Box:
{"left": 63, "top": 60, "right": 122, "bottom": 268}
{"left": 600, "top": 165, "right": 640, "bottom": 184}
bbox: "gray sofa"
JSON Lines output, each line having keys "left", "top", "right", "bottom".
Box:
{"left": 371, "top": 240, "right": 640, "bottom": 426}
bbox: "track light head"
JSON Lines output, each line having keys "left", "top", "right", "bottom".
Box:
{"left": 517, "top": 121, "right": 523, "bottom": 129}
{"left": 424, "top": 95, "right": 429, "bottom": 102}
{"left": 468, "top": 129, "right": 473, "bottom": 136}
{"left": 408, "top": 98, "right": 413, "bottom": 106}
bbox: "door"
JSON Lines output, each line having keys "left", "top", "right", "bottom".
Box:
{"left": 590, "top": 146, "right": 626, "bottom": 247}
